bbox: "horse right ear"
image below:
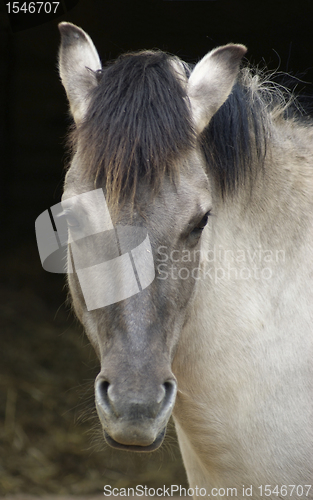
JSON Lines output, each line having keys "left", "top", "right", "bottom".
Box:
{"left": 187, "top": 44, "right": 247, "bottom": 134}
{"left": 58, "top": 22, "right": 102, "bottom": 124}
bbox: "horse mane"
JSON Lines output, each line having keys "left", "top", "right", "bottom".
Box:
{"left": 201, "top": 67, "right": 307, "bottom": 198}
{"left": 200, "top": 71, "right": 269, "bottom": 198}
{"left": 73, "top": 50, "right": 195, "bottom": 209}
{"left": 70, "top": 50, "right": 309, "bottom": 206}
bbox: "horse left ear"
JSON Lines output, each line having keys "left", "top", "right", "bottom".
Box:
{"left": 187, "top": 44, "right": 247, "bottom": 134}
{"left": 58, "top": 22, "right": 102, "bottom": 124}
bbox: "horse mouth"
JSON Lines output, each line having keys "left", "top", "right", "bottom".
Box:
{"left": 103, "top": 428, "right": 166, "bottom": 452}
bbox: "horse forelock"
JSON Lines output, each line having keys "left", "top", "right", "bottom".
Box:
{"left": 68, "top": 50, "right": 312, "bottom": 209}
{"left": 71, "top": 50, "right": 196, "bottom": 210}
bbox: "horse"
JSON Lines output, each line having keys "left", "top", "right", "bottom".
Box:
{"left": 57, "top": 22, "right": 313, "bottom": 499}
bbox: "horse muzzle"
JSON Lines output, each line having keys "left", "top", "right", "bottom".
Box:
{"left": 95, "top": 376, "right": 177, "bottom": 451}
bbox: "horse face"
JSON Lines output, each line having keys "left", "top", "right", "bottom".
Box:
{"left": 58, "top": 22, "right": 245, "bottom": 450}
{"left": 63, "top": 155, "right": 211, "bottom": 451}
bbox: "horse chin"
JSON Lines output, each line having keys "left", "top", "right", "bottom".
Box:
{"left": 103, "top": 428, "right": 166, "bottom": 452}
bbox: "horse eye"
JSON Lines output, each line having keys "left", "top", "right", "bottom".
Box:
{"left": 192, "top": 211, "right": 211, "bottom": 233}
{"left": 59, "top": 209, "right": 80, "bottom": 228}
{"left": 65, "top": 213, "right": 80, "bottom": 228}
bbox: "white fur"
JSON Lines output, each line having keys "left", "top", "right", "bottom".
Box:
{"left": 172, "top": 119, "right": 313, "bottom": 497}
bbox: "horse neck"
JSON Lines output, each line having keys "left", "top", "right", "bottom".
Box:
{"left": 219, "top": 116, "right": 313, "bottom": 254}
{"left": 171, "top": 118, "right": 313, "bottom": 487}
{"left": 174, "top": 115, "right": 313, "bottom": 381}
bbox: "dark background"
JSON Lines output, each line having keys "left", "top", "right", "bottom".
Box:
{"left": 2, "top": 0, "right": 313, "bottom": 251}
{"left": 0, "top": 0, "right": 313, "bottom": 496}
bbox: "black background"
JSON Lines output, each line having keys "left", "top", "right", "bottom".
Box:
{"left": 1, "top": 0, "right": 313, "bottom": 254}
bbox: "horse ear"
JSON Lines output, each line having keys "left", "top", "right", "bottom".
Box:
{"left": 58, "top": 22, "right": 102, "bottom": 124}
{"left": 187, "top": 44, "right": 247, "bottom": 133}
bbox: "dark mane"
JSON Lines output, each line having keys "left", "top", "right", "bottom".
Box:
{"left": 202, "top": 68, "right": 311, "bottom": 198}
{"left": 74, "top": 50, "right": 195, "bottom": 208}
{"left": 71, "top": 49, "right": 308, "bottom": 205}
{"left": 201, "top": 72, "right": 269, "bottom": 198}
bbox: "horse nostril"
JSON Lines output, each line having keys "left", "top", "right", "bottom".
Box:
{"left": 162, "top": 379, "right": 177, "bottom": 411}
{"left": 96, "top": 379, "right": 123, "bottom": 418}
{"left": 98, "top": 379, "right": 109, "bottom": 397}
{"left": 95, "top": 379, "right": 111, "bottom": 409}
{"left": 95, "top": 376, "right": 177, "bottom": 420}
